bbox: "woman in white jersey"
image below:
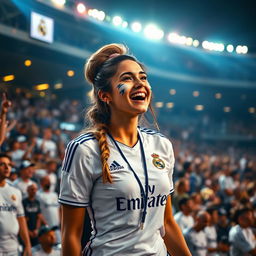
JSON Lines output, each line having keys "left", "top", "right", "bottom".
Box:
{"left": 59, "top": 44, "right": 191, "bottom": 256}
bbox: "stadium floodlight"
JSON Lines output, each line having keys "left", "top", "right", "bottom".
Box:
{"left": 226, "top": 44, "right": 234, "bottom": 53}
{"left": 167, "top": 33, "right": 179, "bottom": 43}
{"left": 248, "top": 107, "right": 255, "bottom": 113}
{"left": 224, "top": 106, "right": 231, "bottom": 112}
{"left": 168, "top": 33, "right": 192, "bottom": 45}
{"left": 242, "top": 46, "right": 248, "bottom": 54}
{"left": 144, "top": 24, "right": 164, "bottom": 40}
{"left": 169, "top": 89, "right": 176, "bottom": 95}
{"left": 178, "top": 36, "right": 186, "bottom": 44}
{"left": 3, "top": 75, "right": 15, "bottom": 82}
{"left": 88, "top": 9, "right": 96, "bottom": 17}
{"left": 236, "top": 45, "right": 242, "bottom": 54}
{"left": 51, "top": 0, "right": 66, "bottom": 7}
{"left": 215, "top": 43, "right": 224, "bottom": 52}
{"left": 195, "top": 105, "right": 204, "bottom": 111}
{"left": 166, "top": 102, "right": 174, "bottom": 108}
{"left": 185, "top": 37, "right": 193, "bottom": 46}
{"left": 97, "top": 11, "right": 105, "bottom": 21}
{"left": 88, "top": 9, "right": 105, "bottom": 21}
{"left": 155, "top": 102, "right": 163, "bottom": 108}
{"left": 112, "top": 16, "right": 123, "bottom": 26}
{"left": 67, "top": 70, "right": 75, "bottom": 77}
{"left": 193, "top": 39, "right": 199, "bottom": 47}
{"left": 193, "top": 91, "right": 199, "bottom": 97}
{"left": 24, "top": 60, "right": 32, "bottom": 67}
{"left": 202, "top": 41, "right": 210, "bottom": 50}
{"left": 54, "top": 83, "right": 63, "bottom": 89}
{"left": 34, "top": 83, "right": 49, "bottom": 91}
{"left": 236, "top": 45, "right": 248, "bottom": 54}
{"left": 122, "top": 21, "right": 128, "bottom": 28}
{"left": 131, "top": 22, "right": 142, "bottom": 33}
{"left": 215, "top": 93, "right": 222, "bottom": 99}
{"left": 202, "top": 41, "right": 224, "bottom": 52}
{"left": 76, "top": 3, "right": 86, "bottom": 14}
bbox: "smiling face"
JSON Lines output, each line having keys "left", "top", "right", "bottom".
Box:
{"left": 102, "top": 60, "right": 152, "bottom": 120}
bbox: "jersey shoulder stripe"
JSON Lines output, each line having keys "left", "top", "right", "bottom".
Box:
{"left": 58, "top": 197, "right": 90, "bottom": 207}
{"left": 139, "top": 127, "right": 166, "bottom": 138}
{"left": 62, "top": 133, "right": 96, "bottom": 173}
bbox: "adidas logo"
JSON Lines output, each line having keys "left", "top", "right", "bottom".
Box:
{"left": 110, "top": 161, "right": 124, "bottom": 171}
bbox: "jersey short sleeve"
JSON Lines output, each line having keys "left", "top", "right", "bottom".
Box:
{"left": 59, "top": 137, "right": 96, "bottom": 207}
{"left": 15, "top": 187, "right": 24, "bottom": 217}
{"left": 167, "top": 140, "right": 175, "bottom": 194}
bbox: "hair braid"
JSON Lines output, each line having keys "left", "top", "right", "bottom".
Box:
{"left": 94, "top": 125, "right": 112, "bottom": 183}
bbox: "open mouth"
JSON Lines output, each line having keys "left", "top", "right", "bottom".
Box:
{"left": 130, "top": 92, "right": 147, "bottom": 101}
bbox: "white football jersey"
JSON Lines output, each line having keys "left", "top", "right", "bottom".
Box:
{"left": 0, "top": 182, "right": 24, "bottom": 253}
{"left": 59, "top": 127, "right": 175, "bottom": 256}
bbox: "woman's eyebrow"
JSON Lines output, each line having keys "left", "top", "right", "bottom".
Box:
{"left": 119, "top": 71, "right": 146, "bottom": 78}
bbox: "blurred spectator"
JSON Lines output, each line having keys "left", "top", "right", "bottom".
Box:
{"left": 191, "top": 192, "right": 203, "bottom": 212}
{"left": 184, "top": 210, "right": 211, "bottom": 256}
{"left": 205, "top": 206, "right": 218, "bottom": 256}
{"left": 0, "top": 153, "right": 32, "bottom": 255}
{"left": 36, "top": 128, "right": 57, "bottom": 158}
{"left": 216, "top": 208, "right": 230, "bottom": 256}
{"left": 46, "top": 160, "right": 58, "bottom": 193}
{"left": 229, "top": 208, "right": 256, "bottom": 256}
{"left": 0, "top": 93, "right": 12, "bottom": 147}
{"left": 37, "top": 176, "right": 61, "bottom": 244}
{"left": 35, "top": 160, "right": 59, "bottom": 193}
{"left": 13, "top": 160, "right": 36, "bottom": 198}
{"left": 172, "top": 178, "right": 190, "bottom": 212}
{"left": 205, "top": 205, "right": 229, "bottom": 255}
{"left": 31, "top": 225, "right": 60, "bottom": 255}
{"left": 7, "top": 167, "right": 18, "bottom": 184}
{"left": 22, "top": 183, "right": 47, "bottom": 246}
{"left": 0, "top": 88, "right": 255, "bottom": 255}
{"left": 174, "top": 197, "right": 194, "bottom": 232}
{"left": 7, "top": 136, "right": 36, "bottom": 167}
{"left": 218, "top": 164, "right": 236, "bottom": 205}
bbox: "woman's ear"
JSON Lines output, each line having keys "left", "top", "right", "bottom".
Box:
{"left": 98, "top": 90, "right": 111, "bottom": 104}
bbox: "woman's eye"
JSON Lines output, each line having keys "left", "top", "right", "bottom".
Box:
{"left": 121, "top": 76, "right": 132, "bottom": 81}
{"left": 141, "top": 76, "right": 147, "bottom": 80}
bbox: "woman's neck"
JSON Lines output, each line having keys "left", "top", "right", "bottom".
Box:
{"left": 109, "top": 116, "right": 139, "bottom": 147}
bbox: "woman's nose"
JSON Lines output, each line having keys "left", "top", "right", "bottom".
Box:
{"left": 134, "top": 77, "right": 144, "bottom": 88}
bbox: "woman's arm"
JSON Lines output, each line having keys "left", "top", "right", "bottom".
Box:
{"left": 17, "top": 216, "right": 32, "bottom": 256}
{"left": 61, "top": 204, "right": 86, "bottom": 256}
{"left": 0, "top": 93, "right": 11, "bottom": 146}
{"left": 163, "top": 196, "right": 192, "bottom": 256}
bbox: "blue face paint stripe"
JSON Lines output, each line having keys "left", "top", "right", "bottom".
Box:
{"left": 116, "top": 83, "right": 126, "bottom": 95}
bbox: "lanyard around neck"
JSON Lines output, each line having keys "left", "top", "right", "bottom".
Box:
{"left": 108, "top": 132, "right": 149, "bottom": 229}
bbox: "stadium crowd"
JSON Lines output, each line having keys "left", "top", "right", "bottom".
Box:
{"left": 0, "top": 91, "right": 255, "bottom": 256}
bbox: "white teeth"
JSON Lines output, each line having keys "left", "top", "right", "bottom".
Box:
{"left": 131, "top": 92, "right": 146, "bottom": 98}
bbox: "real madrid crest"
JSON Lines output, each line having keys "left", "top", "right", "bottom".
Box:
{"left": 151, "top": 153, "right": 165, "bottom": 169}
{"left": 11, "top": 194, "right": 16, "bottom": 201}
{"left": 38, "top": 19, "right": 47, "bottom": 36}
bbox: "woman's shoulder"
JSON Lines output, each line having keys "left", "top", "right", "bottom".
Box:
{"left": 67, "top": 132, "right": 97, "bottom": 146}
{"left": 65, "top": 132, "right": 99, "bottom": 155}
{"left": 139, "top": 127, "right": 169, "bottom": 140}
{"left": 139, "top": 127, "right": 173, "bottom": 150}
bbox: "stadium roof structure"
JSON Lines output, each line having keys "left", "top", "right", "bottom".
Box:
{"left": 84, "top": 0, "right": 256, "bottom": 48}
{"left": 0, "top": 0, "right": 256, "bottom": 117}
